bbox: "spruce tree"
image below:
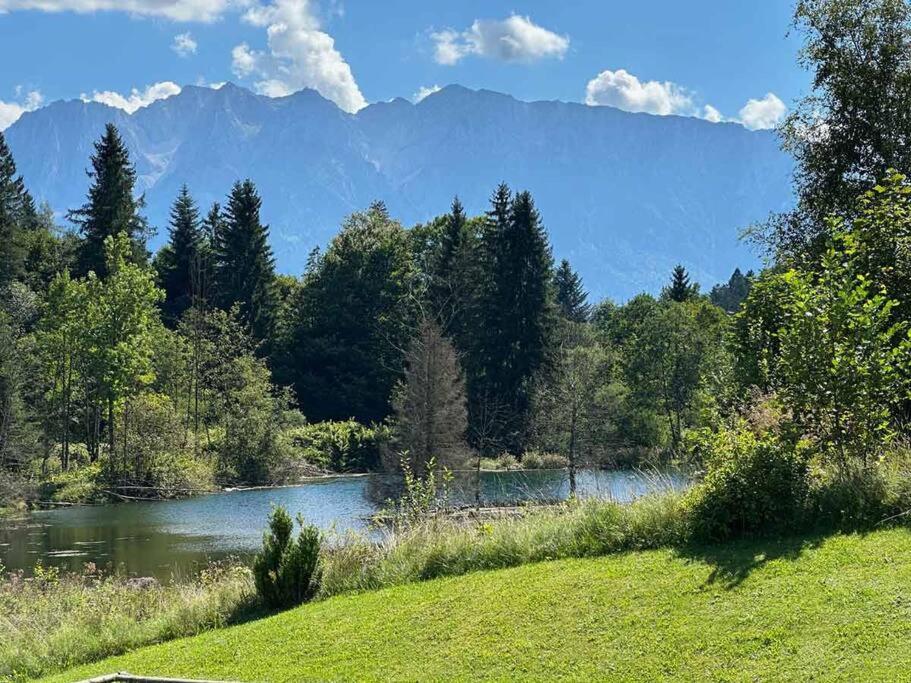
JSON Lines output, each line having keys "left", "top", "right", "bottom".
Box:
{"left": 0, "top": 132, "right": 28, "bottom": 287}
{"left": 553, "top": 259, "right": 592, "bottom": 322}
{"left": 474, "top": 185, "right": 555, "bottom": 452}
{"left": 664, "top": 264, "right": 699, "bottom": 302}
{"left": 427, "top": 197, "right": 469, "bottom": 331}
{"left": 213, "top": 180, "right": 277, "bottom": 342}
{"left": 69, "top": 124, "right": 147, "bottom": 278}
{"left": 157, "top": 185, "right": 203, "bottom": 325}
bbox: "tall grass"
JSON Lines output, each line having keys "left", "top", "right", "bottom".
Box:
{"left": 319, "top": 493, "right": 688, "bottom": 597}
{"left": 0, "top": 562, "right": 255, "bottom": 682}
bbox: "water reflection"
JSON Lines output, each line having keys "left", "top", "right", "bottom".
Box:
{"left": 1, "top": 469, "right": 687, "bottom": 579}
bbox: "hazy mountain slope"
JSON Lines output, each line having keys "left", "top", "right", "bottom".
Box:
{"left": 5, "top": 83, "right": 792, "bottom": 299}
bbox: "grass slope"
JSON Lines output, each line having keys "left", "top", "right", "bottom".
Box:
{"left": 46, "top": 528, "right": 911, "bottom": 682}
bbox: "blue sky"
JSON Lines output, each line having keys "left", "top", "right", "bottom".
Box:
{"left": 0, "top": 0, "right": 808, "bottom": 130}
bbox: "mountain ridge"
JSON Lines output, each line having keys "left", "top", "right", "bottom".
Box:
{"left": 5, "top": 83, "right": 793, "bottom": 299}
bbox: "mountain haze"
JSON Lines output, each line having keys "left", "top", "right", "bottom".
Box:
{"left": 5, "top": 83, "right": 792, "bottom": 299}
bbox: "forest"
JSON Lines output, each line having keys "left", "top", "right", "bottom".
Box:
{"left": 0, "top": 0, "right": 908, "bottom": 545}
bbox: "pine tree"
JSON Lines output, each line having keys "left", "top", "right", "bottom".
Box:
{"left": 0, "top": 131, "right": 28, "bottom": 288}
{"left": 664, "top": 264, "right": 699, "bottom": 302}
{"left": 553, "top": 259, "right": 592, "bottom": 322}
{"left": 156, "top": 185, "right": 203, "bottom": 325}
{"left": 427, "top": 196, "right": 468, "bottom": 330}
{"left": 213, "top": 180, "right": 277, "bottom": 342}
{"left": 473, "top": 186, "right": 555, "bottom": 452}
{"left": 69, "top": 124, "right": 147, "bottom": 278}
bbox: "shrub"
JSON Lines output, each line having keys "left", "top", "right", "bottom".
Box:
{"left": 284, "top": 420, "right": 389, "bottom": 472}
{"left": 521, "top": 451, "right": 569, "bottom": 470}
{"left": 253, "top": 505, "right": 322, "bottom": 609}
{"left": 684, "top": 424, "right": 810, "bottom": 542}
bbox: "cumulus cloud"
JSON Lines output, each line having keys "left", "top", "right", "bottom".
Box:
{"left": 0, "top": 0, "right": 233, "bottom": 22}
{"left": 0, "top": 88, "right": 43, "bottom": 130}
{"left": 585, "top": 69, "right": 693, "bottom": 116}
{"left": 737, "top": 92, "right": 786, "bottom": 131}
{"left": 81, "top": 81, "right": 182, "bottom": 113}
{"left": 701, "top": 104, "right": 723, "bottom": 123}
{"left": 230, "top": 0, "right": 366, "bottom": 113}
{"left": 172, "top": 32, "right": 198, "bottom": 57}
{"left": 413, "top": 84, "right": 441, "bottom": 103}
{"left": 432, "top": 14, "right": 569, "bottom": 66}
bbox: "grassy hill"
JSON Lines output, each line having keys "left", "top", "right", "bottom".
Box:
{"left": 45, "top": 528, "right": 911, "bottom": 682}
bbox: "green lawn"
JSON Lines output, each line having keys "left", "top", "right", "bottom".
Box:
{"left": 45, "top": 528, "right": 911, "bottom": 682}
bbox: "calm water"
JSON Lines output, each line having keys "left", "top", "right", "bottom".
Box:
{"left": 0, "top": 469, "right": 687, "bottom": 579}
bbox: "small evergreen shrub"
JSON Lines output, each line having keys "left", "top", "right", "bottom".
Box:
{"left": 685, "top": 424, "right": 810, "bottom": 541}
{"left": 253, "top": 505, "right": 322, "bottom": 609}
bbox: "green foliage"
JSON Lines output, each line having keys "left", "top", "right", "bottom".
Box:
{"left": 684, "top": 425, "right": 810, "bottom": 541}
{"left": 283, "top": 202, "right": 416, "bottom": 423}
{"left": 155, "top": 185, "right": 205, "bottom": 325}
{"left": 253, "top": 505, "right": 321, "bottom": 609}
{"left": 777, "top": 231, "right": 911, "bottom": 465}
{"left": 709, "top": 267, "right": 752, "bottom": 313}
{"left": 622, "top": 298, "right": 729, "bottom": 452}
{"left": 213, "top": 179, "right": 277, "bottom": 342}
{"left": 0, "top": 131, "right": 30, "bottom": 288}
{"left": 553, "top": 258, "right": 592, "bottom": 322}
{"left": 282, "top": 420, "right": 388, "bottom": 472}
{"left": 472, "top": 186, "right": 556, "bottom": 452}
{"left": 68, "top": 124, "right": 147, "bottom": 277}
{"left": 662, "top": 264, "right": 699, "bottom": 302}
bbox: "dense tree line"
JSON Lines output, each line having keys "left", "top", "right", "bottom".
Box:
{"left": 2, "top": 0, "right": 909, "bottom": 513}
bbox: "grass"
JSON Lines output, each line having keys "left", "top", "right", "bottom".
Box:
{"left": 41, "top": 527, "right": 911, "bottom": 682}
{"left": 0, "top": 562, "right": 256, "bottom": 683}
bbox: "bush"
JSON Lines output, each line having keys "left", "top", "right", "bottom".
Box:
{"left": 684, "top": 424, "right": 810, "bottom": 542}
{"left": 283, "top": 420, "right": 389, "bottom": 472}
{"left": 808, "top": 444, "right": 911, "bottom": 529}
{"left": 521, "top": 450, "right": 569, "bottom": 470}
{"left": 253, "top": 505, "right": 322, "bottom": 609}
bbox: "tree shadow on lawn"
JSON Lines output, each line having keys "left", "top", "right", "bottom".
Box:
{"left": 673, "top": 532, "right": 829, "bottom": 590}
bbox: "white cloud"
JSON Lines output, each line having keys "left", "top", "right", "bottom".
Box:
{"left": 432, "top": 14, "right": 569, "bottom": 66}
{"left": 585, "top": 69, "right": 693, "bottom": 116}
{"left": 172, "top": 32, "right": 198, "bottom": 57}
{"left": 231, "top": 0, "right": 366, "bottom": 113}
{"left": 737, "top": 92, "right": 786, "bottom": 131}
{"left": 80, "top": 81, "right": 182, "bottom": 113}
{"left": 413, "top": 84, "right": 441, "bottom": 103}
{"left": 0, "top": 0, "right": 234, "bottom": 22}
{"left": 0, "top": 88, "right": 43, "bottom": 130}
{"left": 702, "top": 104, "right": 723, "bottom": 123}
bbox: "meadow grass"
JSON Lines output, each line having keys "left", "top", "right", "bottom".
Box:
{"left": 0, "top": 562, "right": 256, "bottom": 683}
{"left": 44, "top": 527, "right": 911, "bottom": 682}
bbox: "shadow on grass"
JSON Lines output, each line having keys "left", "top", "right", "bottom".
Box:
{"left": 674, "top": 532, "right": 829, "bottom": 589}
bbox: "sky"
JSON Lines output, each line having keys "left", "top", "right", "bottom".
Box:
{"left": 0, "top": 0, "right": 809, "bottom": 131}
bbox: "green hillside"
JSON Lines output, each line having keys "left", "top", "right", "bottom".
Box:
{"left": 47, "top": 528, "right": 911, "bottom": 682}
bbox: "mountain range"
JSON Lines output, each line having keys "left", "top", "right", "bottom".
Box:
{"left": 4, "top": 83, "right": 793, "bottom": 300}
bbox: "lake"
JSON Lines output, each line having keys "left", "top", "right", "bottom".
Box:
{"left": 0, "top": 469, "right": 688, "bottom": 579}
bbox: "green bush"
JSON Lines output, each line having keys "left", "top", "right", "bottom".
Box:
{"left": 808, "top": 445, "right": 911, "bottom": 529}
{"left": 283, "top": 420, "right": 388, "bottom": 472}
{"left": 521, "top": 451, "right": 569, "bottom": 470}
{"left": 684, "top": 425, "right": 810, "bottom": 542}
{"left": 253, "top": 505, "right": 322, "bottom": 609}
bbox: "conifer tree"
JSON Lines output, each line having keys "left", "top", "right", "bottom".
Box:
{"left": 474, "top": 185, "right": 555, "bottom": 452}
{"left": 69, "top": 124, "right": 147, "bottom": 277}
{"left": 664, "top": 264, "right": 699, "bottom": 302}
{"left": 213, "top": 180, "right": 277, "bottom": 342}
{"left": 427, "top": 196, "right": 468, "bottom": 329}
{"left": 0, "top": 132, "right": 28, "bottom": 287}
{"left": 553, "top": 259, "right": 592, "bottom": 322}
{"left": 156, "top": 185, "right": 203, "bottom": 325}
